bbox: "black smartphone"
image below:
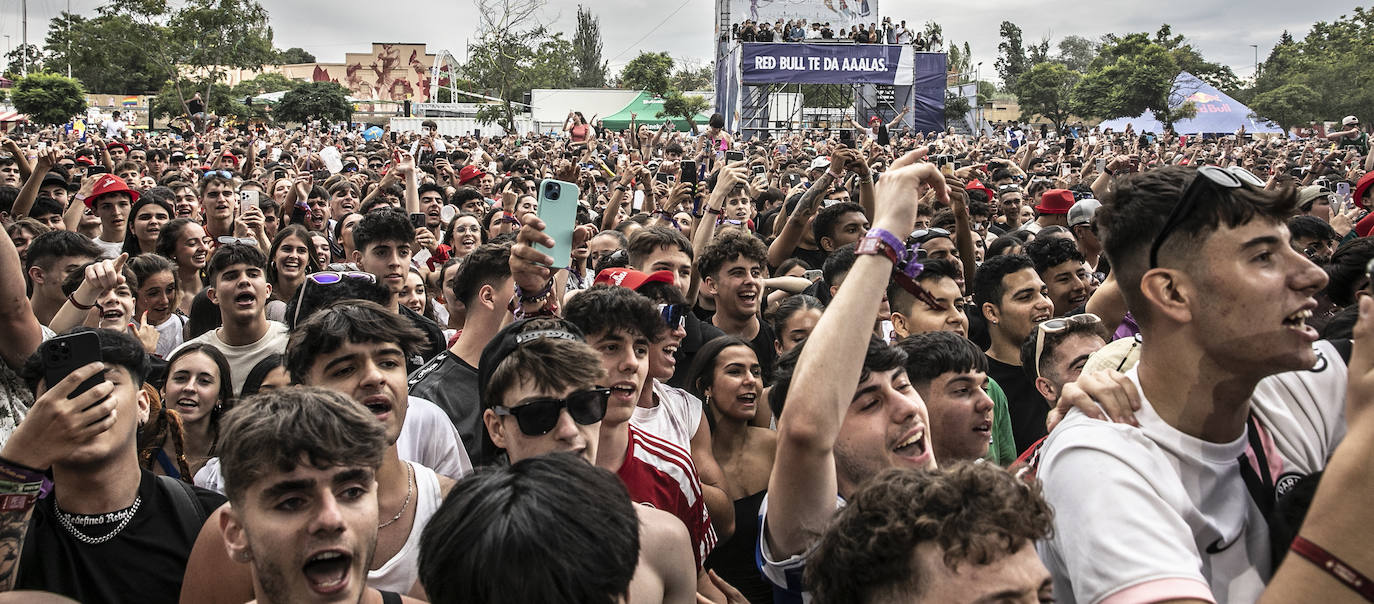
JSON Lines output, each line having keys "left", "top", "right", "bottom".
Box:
{"left": 786, "top": 173, "right": 801, "bottom": 188}
{"left": 410, "top": 212, "right": 427, "bottom": 229}
{"left": 680, "top": 161, "right": 698, "bottom": 183}
{"left": 41, "top": 331, "right": 104, "bottom": 402}
{"left": 752, "top": 164, "right": 767, "bottom": 177}
{"left": 725, "top": 150, "right": 745, "bottom": 163}
{"left": 654, "top": 172, "right": 673, "bottom": 185}
{"left": 839, "top": 129, "right": 855, "bottom": 147}
{"left": 312, "top": 169, "right": 330, "bottom": 181}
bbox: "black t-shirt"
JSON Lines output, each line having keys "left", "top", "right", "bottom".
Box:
{"left": 985, "top": 355, "right": 1047, "bottom": 455}
{"left": 408, "top": 350, "right": 484, "bottom": 464}
{"left": 17, "top": 470, "right": 225, "bottom": 603}
{"left": 789, "top": 246, "right": 828, "bottom": 273}
{"left": 668, "top": 314, "right": 726, "bottom": 390}
{"left": 399, "top": 306, "right": 446, "bottom": 375}
{"left": 747, "top": 319, "right": 778, "bottom": 387}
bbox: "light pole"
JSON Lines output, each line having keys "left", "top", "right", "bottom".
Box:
{"left": 975, "top": 61, "right": 983, "bottom": 134}
{"left": 1250, "top": 44, "right": 1259, "bottom": 83}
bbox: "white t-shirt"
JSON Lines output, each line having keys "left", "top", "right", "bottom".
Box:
{"left": 1037, "top": 341, "right": 1347, "bottom": 604}
{"left": 177, "top": 321, "right": 290, "bottom": 396}
{"left": 396, "top": 395, "right": 472, "bottom": 480}
{"left": 154, "top": 314, "right": 188, "bottom": 359}
{"left": 631, "top": 380, "right": 703, "bottom": 452}
{"left": 92, "top": 237, "right": 123, "bottom": 259}
{"left": 102, "top": 118, "right": 126, "bottom": 139}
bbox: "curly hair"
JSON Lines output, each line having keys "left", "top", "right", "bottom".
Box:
{"left": 696, "top": 230, "right": 767, "bottom": 281}
{"left": 1025, "top": 236, "right": 1085, "bottom": 276}
{"left": 806, "top": 463, "right": 1054, "bottom": 603}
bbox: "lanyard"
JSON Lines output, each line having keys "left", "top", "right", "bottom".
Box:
{"left": 1237, "top": 413, "right": 1276, "bottom": 522}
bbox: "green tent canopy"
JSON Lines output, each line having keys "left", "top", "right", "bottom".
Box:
{"left": 599, "top": 92, "right": 712, "bottom": 132}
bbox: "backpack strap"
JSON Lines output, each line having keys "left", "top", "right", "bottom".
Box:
{"left": 156, "top": 474, "right": 207, "bottom": 539}
{"left": 378, "top": 590, "right": 403, "bottom": 604}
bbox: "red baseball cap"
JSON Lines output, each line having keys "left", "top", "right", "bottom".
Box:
{"left": 964, "top": 179, "right": 994, "bottom": 203}
{"left": 85, "top": 173, "right": 140, "bottom": 208}
{"left": 1035, "top": 189, "right": 1074, "bottom": 215}
{"left": 105, "top": 141, "right": 129, "bottom": 153}
{"left": 457, "top": 165, "right": 487, "bottom": 186}
{"left": 594, "top": 268, "right": 674, "bottom": 291}
{"left": 219, "top": 152, "right": 239, "bottom": 166}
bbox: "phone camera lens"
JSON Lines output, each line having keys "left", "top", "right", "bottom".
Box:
{"left": 545, "top": 184, "right": 559, "bottom": 201}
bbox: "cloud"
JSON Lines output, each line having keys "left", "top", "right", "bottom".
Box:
{"left": 0, "top": 0, "right": 1363, "bottom": 82}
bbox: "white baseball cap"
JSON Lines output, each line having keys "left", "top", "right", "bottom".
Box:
{"left": 1343, "top": 115, "right": 1360, "bottom": 126}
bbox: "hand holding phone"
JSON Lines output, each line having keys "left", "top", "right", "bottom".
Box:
{"left": 536, "top": 179, "right": 581, "bottom": 268}
{"left": 238, "top": 190, "right": 260, "bottom": 215}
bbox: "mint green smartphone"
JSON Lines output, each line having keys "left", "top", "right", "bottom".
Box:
{"left": 536, "top": 178, "right": 580, "bottom": 269}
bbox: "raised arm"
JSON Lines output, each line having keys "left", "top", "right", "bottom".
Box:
{"left": 0, "top": 227, "right": 42, "bottom": 370}
{"left": 765, "top": 171, "right": 834, "bottom": 269}
{"left": 765, "top": 150, "right": 945, "bottom": 558}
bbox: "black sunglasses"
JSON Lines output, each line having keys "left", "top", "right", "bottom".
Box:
{"left": 492, "top": 388, "right": 611, "bottom": 436}
{"left": 1149, "top": 166, "right": 1264, "bottom": 268}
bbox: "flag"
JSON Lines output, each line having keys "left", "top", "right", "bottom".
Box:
{"left": 121, "top": 96, "right": 138, "bottom": 107}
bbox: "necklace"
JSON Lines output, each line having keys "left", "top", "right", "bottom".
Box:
{"left": 377, "top": 464, "right": 414, "bottom": 529}
{"left": 56, "top": 496, "right": 142, "bottom": 545}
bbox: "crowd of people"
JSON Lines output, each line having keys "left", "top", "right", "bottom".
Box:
{"left": 0, "top": 97, "right": 1373, "bottom": 604}
{"left": 732, "top": 16, "right": 939, "bottom": 49}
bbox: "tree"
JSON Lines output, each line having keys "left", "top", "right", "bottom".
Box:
{"left": 231, "top": 72, "right": 300, "bottom": 98}
{"left": 1071, "top": 30, "right": 1199, "bottom": 129}
{"left": 3, "top": 44, "right": 43, "bottom": 77}
{"left": 1017, "top": 62, "right": 1080, "bottom": 132}
{"left": 1245, "top": 9, "right": 1374, "bottom": 128}
{"left": 101, "top": 0, "right": 277, "bottom": 117}
{"left": 464, "top": 0, "right": 576, "bottom": 133}
{"left": 1055, "top": 35, "right": 1098, "bottom": 72}
{"left": 671, "top": 60, "right": 714, "bottom": 92}
{"left": 995, "top": 21, "right": 1028, "bottom": 94}
{"left": 11, "top": 72, "right": 87, "bottom": 126}
{"left": 278, "top": 47, "right": 315, "bottom": 64}
{"left": 944, "top": 90, "right": 971, "bottom": 125}
{"left": 571, "top": 5, "right": 608, "bottom": 87}
{"left": 620, "top": 52, "right": 674, "bottom": 97}
{"left": 660, "top": 92, "right": 710, "bottom": 131}
{"left": 41, "top": 12, "right": 164, "bottom": 94}
{"left": 274, "top": 81, "right": 351, "bottom": 124}
{"left": 1249, "top": 83, "right": 1321, "bottom": 133}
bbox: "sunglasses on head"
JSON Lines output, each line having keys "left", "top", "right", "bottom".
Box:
{"left": 202, "top": 170, "right": 234, "bottom": 180}
{"left": 1032, "top": 313, "right": 1104, "bottom": 379}
{"left": 293, "top": 271, "right": 377, "bottom": 327}
{"left": 492, "top": 388, "right": 611, "bottom": 436}
{"left": 1149, "top": 166, "right": 1264, "bottom": 268}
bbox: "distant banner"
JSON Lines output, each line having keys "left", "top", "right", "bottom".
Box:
{"left": 741, "top": 43, "right": 913, "bottom": 85}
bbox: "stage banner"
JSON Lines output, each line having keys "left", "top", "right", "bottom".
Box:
{"left": 741, "top": 43, "right": 913, "bottom": 85}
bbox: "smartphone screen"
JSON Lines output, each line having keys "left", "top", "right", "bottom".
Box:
{"left": 42, "top": 331, "right": 104, "bottom": 402}
{"left": 725, "top": 151, "right": 745, "bottom": 163}
{"left": 536, "top": 179, "right": 581, "bottom": 268}
{"left": 680, "top": 161, "right": 698, "bottom": 184}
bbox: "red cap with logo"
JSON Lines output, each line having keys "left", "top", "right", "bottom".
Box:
{"left": 84, "top": 173, "right": 140, "bottom": 208}
{"left": 457, "top": 165, "right": 487, "bottom": 186}
{"left": 594, "top": 268, "right": 674, "bottom": 291}
{"left": 1035, "top": 189, "right": 1074, "bottom": 215}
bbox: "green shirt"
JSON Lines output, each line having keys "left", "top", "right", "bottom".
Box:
{"left": 985, "top": 377, "right": 1018, "bottom": 466}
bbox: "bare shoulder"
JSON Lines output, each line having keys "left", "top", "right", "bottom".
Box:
{"left": 636, "top": 505, "right": 691, "bottom": 547}
{"left": 437, "top": 474, "right": 457, "bottom": 497}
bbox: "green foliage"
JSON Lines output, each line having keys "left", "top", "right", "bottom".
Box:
{"left": 1249, "top": 83, "right": 1321, "bottom": 131}
{"left": 231, "top": 72, "right": 300, "bottom": 98}
{"left": 151, "top": 79, "right": 250, "bottom": 120}
{"left": 995, "top": 21, "right": 1028, "bottom": 94}
{"left": 278, "top": 47, "right": 315, "bottom": 64}
{"left": 1055, "top": 35, "right": 1098, "bottom": 72}
{"left": 571, "top": 5, "right": 608, "bottom": 87}
{"left": 464, "top": 25, "right": 575, "bottom": 133}
{"left": 1246, "top": 9, "right": 1374, "bottom": 129}
{"left": 671, "top": 63, "right": 714, "bottom": 92}
{"left": 98, "top": 0, "right": 276, "bottom": 117}
{"left": 11, "top": 72, "right": 88, "bottom": 125}
{"left": 1070, "top": 29, "right": 1204, "bottom": 128}
{"left": 274, "top": 81, "right": 352, "bottom": 124}
{"left": 42, "top": 12, "right": 165, "bottom": 94}
{"left": 620, "top": 52, "right": 674, "bottom": 97}
{"left": 4, "top": 44, "right": 43, "bottom": 77}
{"left": 659, "top": 92, "right": 710, "bottom": 129}
{"left": 1017, "top": 62, "right": 1080, "bottom": 132}
{"left": 945, "top": 90, "right": 971, "bottom": 124}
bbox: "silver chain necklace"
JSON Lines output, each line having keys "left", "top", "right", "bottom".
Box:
{"left": 377, "top": 464, "right": 413, "bottom": 529}
{"left": 56, "top": 496, "right": 142, "bottom": 545}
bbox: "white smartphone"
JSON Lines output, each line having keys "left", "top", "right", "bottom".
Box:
{"left": 239, "top": 190, "right": 260, "bottom": 214}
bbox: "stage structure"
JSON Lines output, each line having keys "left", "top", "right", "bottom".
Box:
{"left": 713, "top": 0, "right": 946, "bottom": 138}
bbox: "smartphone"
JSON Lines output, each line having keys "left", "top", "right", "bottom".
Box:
{"left": 786, "top": 173, "right": 802, "bottom": 188}
{"left": 655, "top": 172, "right": 673, "bottom": 185}
{"left": 752, "top": 164, "right": 767, "bottom": 177}
{"left": 725, "top": 150, "right": 745, "bottom": 163}
{"left": 1337, "top": 181, "right": 1352, "bottom": 202}
{"left": 803, "top": 269, "right": 823, "bottom": 281}
{"left": 536, "top": 179, "right": 581, "bottom": 268}
{"left": 1096, "top": 158, "right": 1107, "bottom": 172}
{"left": 41, "top": 331, "right": 105, "bottom": 403}
{"left": 680, "top": 161, "right": 698, "bottom": 184}
{"left": 839, "top": 129, "right": 855, "bottom": 147}
{"left": 409, "top": 212, "right": 427, "bottom": 229}
{"left": 239, "top": 190, "right": 260, "bottom": 214}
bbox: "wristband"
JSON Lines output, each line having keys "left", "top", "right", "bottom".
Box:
{"left": 706, "top": 207, "right": 722, "bottom": 215}
{"left": 515, "top": 277, "right": 555, "bottom": 303}
{"left": 1290, "top": 536, "right": 1374, "bottom": 602}
{"left": 68, "top": 292, "right": 95, "bottom": 311}
{"left": 0, "top": 455, "right": 52, "bottom": 506}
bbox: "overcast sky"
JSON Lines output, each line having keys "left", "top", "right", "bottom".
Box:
{"left": 1, "top": 0, "right": 1366, "bottom": 83}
